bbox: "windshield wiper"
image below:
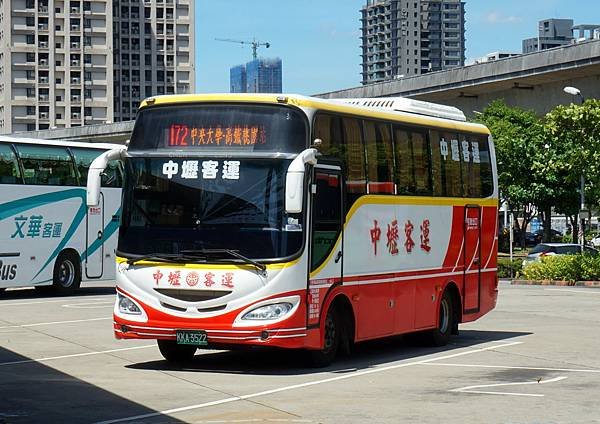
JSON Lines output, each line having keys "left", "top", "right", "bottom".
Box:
{"left": 181, "top": 249, "right": 267, "bottom": 274}
{"left": 124, "top": 252, "right": 209, "bottom": 266}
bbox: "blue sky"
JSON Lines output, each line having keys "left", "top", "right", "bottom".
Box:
{"left": 196, "top": 0, "right": 600, "bottom": 95}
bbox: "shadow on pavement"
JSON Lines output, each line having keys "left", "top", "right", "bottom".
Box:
{"left": 126, "top": 329, "right": 531, "bottom": 377}
{"left": 0, "top": 346, "right": 180, "bottom": 424}
{"left": 0, "top": 285, "right": 115, "bottom": 300}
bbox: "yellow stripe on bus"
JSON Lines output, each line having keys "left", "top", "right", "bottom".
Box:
{"left": 116, "top": 257, "right": 300, "bottom": 271}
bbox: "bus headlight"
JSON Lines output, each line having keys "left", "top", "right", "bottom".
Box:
{"left": 117, "top": 293, "right": 142, "bottom": 315}
{"left": 242, "top": 302, "right": 293, "bottom": 320}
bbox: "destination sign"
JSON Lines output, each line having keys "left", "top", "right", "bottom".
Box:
{"left": 168, "top": 124, "right": 267, "bottom": 148}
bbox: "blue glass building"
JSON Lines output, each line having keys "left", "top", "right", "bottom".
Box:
{"left": 229, "top": 58, "right": 282, "bottom": 93}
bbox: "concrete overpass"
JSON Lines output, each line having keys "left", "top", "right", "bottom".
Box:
{"left": 318, "top": 39, "right": 600, "bottom": 117}
{"left": 12, "top": 39, "right": 600, "bottom": 143}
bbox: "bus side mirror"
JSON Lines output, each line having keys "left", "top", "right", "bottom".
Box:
{"left": 87, "top": 146, "right": 127, "bottom": 207}
{"left": 285, "top": 148, "right": 318, "bottom": 214}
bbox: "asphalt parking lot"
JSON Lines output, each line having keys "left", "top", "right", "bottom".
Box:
{"left": 0, "top": 281, "right": 599, "bottom": 424}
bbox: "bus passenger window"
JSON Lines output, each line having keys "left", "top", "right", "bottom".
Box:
{"left": 411, "top": 131, "right": 431, "bottom": 195}
{"left": 364, "top": 121, "right": 394, "bottom": 194}
{"left": 393, "top": 128, "right": 414, "bottom": 194}
{"left": 475, "top": 135, "right": 494, "bottom": 197}
{"left": 429, "top": 131, "right": 445, "bottom": 197}
{"left": 16, "top": 144, "right": 78, "bottom": 186}
{"left": 460, "top": 134, "right": 477, "bottom": 197}
{"left": 313, "top": 114, "right": 343, "bottom": 163}
{"left": 0, "top": 144, "right": 22, "bottom": 184}
{"left": 440, "top": 132, "right": 463, "bottom": 197}
{"left": 342, "top": 117, "right": 366, "bottom": 208}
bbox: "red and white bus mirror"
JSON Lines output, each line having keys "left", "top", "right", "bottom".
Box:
{"left": 285, "top": 148, "right": 318, "bottom": 214}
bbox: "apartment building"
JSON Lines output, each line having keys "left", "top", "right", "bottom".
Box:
{"left": 112, "top": 0, "right": 194, "bottom": 122}
{"left": 0, "top": 0, "right": 195, "bottom": 133}
{"left": 360, "top": 0, "right": 466, "bottom": 85}
{"left": 0, "top": 0, "right": 113, "bottom": 133}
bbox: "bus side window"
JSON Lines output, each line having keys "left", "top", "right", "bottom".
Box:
{"left": 429, "top": 131, "right": 444, "bottom": 196}
{"left": 0, "top": 144, "right": 23, "bottom": 184}
{"left": 460, "top": 133, "right": 477, "bottom": 197}
{"left": 313, "top": 113, "right": 343, "bottom": 163}
{"left": 342, "top": 117, "right": 366, "bottom": 210}
{"left": 411, "top": 131, "right": 431, "bottom": 195}
{"left": 103, "top": 160, "right": 123, "bottom": 188}
{"left": 364, "top": 120, "right": 394, "bottom": 194}
{"left": 15, "top": 144, "right": 78, "bottom": 186}
{"left": 476, "top": 135, "right": 494, "bottom": 197}
{"left": 393, "top": 127, "right": 414, "bottom": 195}
{"left": 71, "top": 147, "right": 99, "bottom": 186}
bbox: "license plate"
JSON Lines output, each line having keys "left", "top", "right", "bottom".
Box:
{"left": 176, "top": 330, "right": 208, "bottom": 346}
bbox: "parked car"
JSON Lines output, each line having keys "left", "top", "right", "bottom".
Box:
{"left": 517, "top": 231, "right": 541, "bottom": 247}
{"left": 522, "top": 243, "right": 598, "bottom": 267}
{"left": 534, "top": 228, "right": 563, "bottom": 241}
{"left": 590, "top": 235, "right": 600, "bottom": 248}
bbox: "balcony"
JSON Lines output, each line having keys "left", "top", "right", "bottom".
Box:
{"left": 71, "top": 94, "right": 81, "bottom": 102}
{"left": 71, "top": 59, "right": 80, "bottom": 66}
{"left": 39, "top": 111, "right": 49, "bottom": 119}
{"left": 38, "top": 76, "right": 49, "bottom": 84}
{"left": 71, "top": 77, "right": 81, "bottom": 84}
{"left": 70, "top": 6, "right": 81, "bottom": 14}
{"left": 71, "top": 41, "right": 81, "bottom": 48}
{"left": 39, "top": 94, "right": 50, "bottom": 101}
{"left": 38, "top": 5, "right": 49, "bottom": 13}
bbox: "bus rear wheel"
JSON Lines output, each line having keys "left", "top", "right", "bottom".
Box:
{"left": 427, "top": 289, "right": 454, "bottom": 347}
{"left": 157, "top": 340, "right": 197, "bottom": 363}
{"left": 307, "top": 307, "right": 340, "bottom": 368}
{"left": 52, "top": 251, "right": 82, "bottom": 295}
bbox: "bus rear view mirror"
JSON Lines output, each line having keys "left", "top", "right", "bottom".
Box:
{"left": 87, "top": 146, "right": 127, "bottom": 207}
{"left": 285, "top": 148, "right": 318, "bottom": 214}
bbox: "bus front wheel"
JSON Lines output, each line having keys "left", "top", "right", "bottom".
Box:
{"left": 427, "top": 290, "right": 454, "bottom": 347}
{"left": 52, "top": 251, "right": 82, "bottom": 295}
{"left": 307, "top": 307, "right": 340, "bottom": 368}
{"left": 157, "top": 340, "right": 197, "bottom": 363}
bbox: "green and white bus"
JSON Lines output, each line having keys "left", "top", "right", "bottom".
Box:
{"left": 0, "top": 136, "right": 122, "bottom": 294}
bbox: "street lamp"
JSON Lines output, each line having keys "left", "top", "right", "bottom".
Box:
{"left": 563, "top": 86, "right": 586, "bottom": 246}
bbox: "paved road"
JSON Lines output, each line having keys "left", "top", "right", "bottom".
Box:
{"left": 0, "top": 281, "right": 599, "bottom": 424}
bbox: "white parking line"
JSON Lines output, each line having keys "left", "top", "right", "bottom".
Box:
{"left": 0, "top": 317, "right": 111, "bottom": 329}
{"left": 94, "top": 341, "right": 523, "bottom": 424}
{"left": 0, "top": 345, "right": 155, "bottom": 367}
{"left": 450, "top": 375, "right": 567, "bottom": 397}
{"left": 425, "top": 363, "right": 600, "bottom": 373}
{"left": 0, "top": 297, "right": 113, "bottom": 307}
{"left": 62, "top": 301, "right": 115, "bottom": 309}
{"left": 545, "top": 288, "right": 600, "bottom": 295}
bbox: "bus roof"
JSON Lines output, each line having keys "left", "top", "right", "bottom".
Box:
{"left": 139, "top": 93, "right": 490, "bottom": 135}
{"left": 0, "top": 135, "right": 123, "bottom": 151}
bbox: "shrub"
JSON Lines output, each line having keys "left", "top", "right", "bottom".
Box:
{"left": 520, "top": 253, "right": 600, "bottom": 282}
{"left": 497, "top": 258, "right": 522, "bottom": 278}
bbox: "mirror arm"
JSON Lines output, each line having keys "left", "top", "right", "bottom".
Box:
{"left": 86, "top": 146, "right": 127, "bottom": 207}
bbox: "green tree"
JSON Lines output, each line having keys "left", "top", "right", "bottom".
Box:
{"left": 544, "top": 99, "right": 600, "bottom": 242}
{"left": 475, "top": 100, "right": 546, "bottom": 247}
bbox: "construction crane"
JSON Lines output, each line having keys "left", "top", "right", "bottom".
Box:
{"left": 215, "top": 38, "right": 271, "bottom": 60}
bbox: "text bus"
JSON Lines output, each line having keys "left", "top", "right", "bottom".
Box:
{"left": 0, "top": 136, "right": 122, "bottom": 294}
{"left": 88, "top": 94, "right": 498, "bottom": 365}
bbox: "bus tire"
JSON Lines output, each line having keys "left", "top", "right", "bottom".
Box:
{"left": 427, "top": 289, "right": 454, "bottom": 347}
{"left": 157, "top": 340, "right": 197, "bottom": 363}
{"left": 52, "top": 251, "right": 82, "bottom": 295}
{"left": 307, "top": 307, "right": 340, "bottom": 368}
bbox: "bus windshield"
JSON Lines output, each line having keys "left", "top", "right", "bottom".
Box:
{"left": 118, "top": 157, "right": 304, "bottom": 260}
{"left": 129, "top": 104, "right": 308, "bottom": 153}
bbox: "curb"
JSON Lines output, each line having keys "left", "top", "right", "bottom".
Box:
{"left": 511, "top": 279, "right": 600, "bottom": 287}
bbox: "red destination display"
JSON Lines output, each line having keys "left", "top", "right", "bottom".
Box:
{"left": 168, "top": 124, "right": 267, "bottom": 147}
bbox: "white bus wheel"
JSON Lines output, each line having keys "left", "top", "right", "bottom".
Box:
{"left": 52, "top": 252, "right": 82, "bottom": 294}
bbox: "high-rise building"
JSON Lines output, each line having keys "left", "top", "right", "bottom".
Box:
{"left": 112, "top": 0, "right": 195, "bottom": 122}
{"left": 522, "top": 19, "right": 574, "bottom": 53}
{"left": 230, "top": 64, "right": 246, "bottom": 93}
{"left": 0, "top": 0, "right": 114, "bottom": 133}
{"left": 0, "top": 0, "right": 195, "bottom": 134}
{"left": 229, "top": 58, "right": 282, "bottom": 93}
{"left": 360, "top": 0, "right": 466, "bottom": 85}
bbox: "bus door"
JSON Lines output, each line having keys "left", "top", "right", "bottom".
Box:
{"left": 85, "top": 192, "right": 104, "bottom": 278}
{"left": 308, "top": 166, "right": 343, "bottom": 327}
{"left": 463, "top": 205, "right": 481, "bottom": 314}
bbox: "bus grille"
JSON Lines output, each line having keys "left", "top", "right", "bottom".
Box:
{"left": 154, "top": 289, "right": 231, "bottom": 302}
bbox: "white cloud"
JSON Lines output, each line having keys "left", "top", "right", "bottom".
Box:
{"left": 485, "top": 11, "right": 523, "bottom": 24}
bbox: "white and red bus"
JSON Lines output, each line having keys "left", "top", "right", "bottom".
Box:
{"left": 87, "top": 94, "right": 498, "bottom": 366}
